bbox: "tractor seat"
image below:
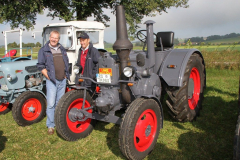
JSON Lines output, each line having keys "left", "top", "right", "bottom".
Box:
{"left": 155, "top": 32, "right": 174, "bottom": 51}
{"left": 2, "top": 49, "right": 17, "bottom": 58}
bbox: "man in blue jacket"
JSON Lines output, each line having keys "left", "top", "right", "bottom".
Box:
{"left": 37, "top": 30, "right": 70, "bottom": 135}
{"left": 75, "top": 32, "right": 100, "bottom": 90}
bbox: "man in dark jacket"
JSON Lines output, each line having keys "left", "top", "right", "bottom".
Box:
{"left": 37, "top": 30, "right": 70, "bottom": 135}
{"left": 75, "top": 32, "right": 100, "bottom": 90}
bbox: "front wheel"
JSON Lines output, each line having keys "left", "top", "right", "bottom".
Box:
{"left": 119, "top": 98, "right": 162, "bottom": 160}
{"left": 0, "top": 103, "right": 12, "bottom": 115}
{"left": 165, "top": 53, "right": 205, "bottom": 122}
{"left": 12, "top": 91, "right": 46, "bottom": 126}
{"left": 55, "top": 90, "right": 95, "bottom": 141}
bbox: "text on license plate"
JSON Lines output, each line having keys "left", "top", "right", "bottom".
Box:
{"left": 99, "top": 68, "right": 112, "bottom": 76}
{"left": 96, "top": 74, "right": 111, "bottom": 83}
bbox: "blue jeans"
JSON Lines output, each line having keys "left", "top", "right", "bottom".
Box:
{"left": 46, "top": 79, "right": 66, "bottom": 128}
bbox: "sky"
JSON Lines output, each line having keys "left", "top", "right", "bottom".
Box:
{"left": 0, "top": 0, "right": 240, "bottom": 45}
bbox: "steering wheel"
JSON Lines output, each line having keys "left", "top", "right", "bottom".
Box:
{"left": 136, "top": 30, "right": 157, "bottom": 43}
{"left": 136, "top": 30, "right": 157, "bottom": 51}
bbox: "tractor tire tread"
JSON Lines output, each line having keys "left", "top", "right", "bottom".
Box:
{"left": 165, "top": 53, "right": 205, "bottom": 122}
{"left": 119, "top": 98, "right": 161, "bottom": 160}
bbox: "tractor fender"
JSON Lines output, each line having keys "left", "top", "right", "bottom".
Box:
{"left": 28, "top": 88, "right": 46, "bottom": 98}
{"left": 68, "top": 85, "right": 94, "bottom": 93}
{"left": 140, "top": 95, "right": 164, "bottom": 128}
{"left": 12, "top": 57, "right": 31, "bottom": 61}
{"left": 159, "top": 48, "right": 205, "bottom": 87}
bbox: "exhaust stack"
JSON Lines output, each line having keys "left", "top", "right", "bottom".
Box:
{"left": 113, "top": 5, "right": 133, "bottom": 104}
{"left": 145, "top": 20, "right": 156, "bottom": 69}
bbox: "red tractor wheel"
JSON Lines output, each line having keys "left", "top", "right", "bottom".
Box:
{"left": 12, "top": 91, "right": 46, "bottom": 126}
{"left": 54, "top": 90, "right": 95, "bottom": 141}
{"left": 0, "top": 102, "right": 11, "bottom": 115}
{"left": 119, "top": 98, "right": 162, "bottom": 160}
{"left": 166, "top": 53, "right": 205, "bottom": 122}
{"left": 188, "top": 67, "right": 201, "bottom": 110}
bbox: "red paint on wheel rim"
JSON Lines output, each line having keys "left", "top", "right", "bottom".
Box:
{"left": 188, "top": 67, "right": 201, "bottom": 110}
{"left": 66, "top": 98, "right": 92, "bottom": 133}
{"left": 21, "top": 98, "right": 42, "bottom": 120}
{"left": 134, "top": 109, "right": 157, "bottom": 152}
{"left": 0, "top": 103, "right": 9, "bottom": 112}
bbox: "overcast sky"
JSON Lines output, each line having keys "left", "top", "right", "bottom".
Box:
{"left": 1, "top": 0, "right": 240, "bottom": 45}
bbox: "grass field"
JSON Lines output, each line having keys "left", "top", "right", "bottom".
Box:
{"left": 205, "top": 37, "right": 240, "bottom": 44}
{"left": 0, "top": 44, "right": 239, "bottom": 71}
{"left": 0, "top": 69, "right": 239, "bottom": 159}
{"left": 175, "top": 44, "right": 240, "bottom": 52}
{"left": 0, "top": 44, "right": 239, "bottom": 159}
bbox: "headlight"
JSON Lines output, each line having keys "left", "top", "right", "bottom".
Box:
{"left": 123, "top": 67, "right": 134, "bottom": 77}
{"left": 7, "top": 74, "right": 17, "bottom": 82}
{"left": 7, "top": 74, "right": 12, "bottom": 81}
{"left": 73, "top": 68, "right": 79, "bottom": 74}
{"left": 73, "top": 65, "right": 82, "bottom": 74}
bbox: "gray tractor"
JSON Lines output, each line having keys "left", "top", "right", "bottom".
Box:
{"left": 54, "top": 4, "right": 206, "bottom": 160}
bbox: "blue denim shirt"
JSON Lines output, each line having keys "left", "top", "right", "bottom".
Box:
{"left": 37, "top": 41, "right": 70, "bottom": 84}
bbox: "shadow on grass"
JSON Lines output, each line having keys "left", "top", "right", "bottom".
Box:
{"left": 103, "top": 85, "right": 238, "bottom": 159}
{"left": 0, "top": 130, "right": 7, "bottom": 153}
{"left": 173, "top": 86, "right": 238, "bottom": 159}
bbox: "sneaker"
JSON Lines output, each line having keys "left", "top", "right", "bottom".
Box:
{"left": 47, "top": 127, "right": 54, "bottom": 135}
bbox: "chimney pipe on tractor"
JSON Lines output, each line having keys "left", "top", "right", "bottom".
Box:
{"left": 145, "top": 20, "right": 156, "bottom": 69}
{"left": 113, "top": 5, "right": 133, "bottom": 104}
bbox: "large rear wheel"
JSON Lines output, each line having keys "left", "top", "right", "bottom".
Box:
{"left": 12, "top": 91, "right": 46, "bottom": 126}
{"left": 0, "top": 103, "right": 12, "bottom": 115}
{"left": 165, "top": 53, "right": 205, "bottom": 122}
{"left": 55, "top": 90, "right": 95, "bottom": 141}
{"left": 119, "top": 98, "right": 162, "bottom": 160}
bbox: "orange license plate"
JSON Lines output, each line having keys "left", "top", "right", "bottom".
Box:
{"left": 99, "top": 68, "right": 112, "bottom": 76}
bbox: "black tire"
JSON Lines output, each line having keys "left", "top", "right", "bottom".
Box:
{"left": 119, "top": 98, "right": 162, "bottom": 160}
{"left": 234, "top": 114, "right": 240, "bottom": 160}
{"left": 12, "top": 91, "right": 46, "bottom": 126}
{"left": 165, "top": 53, "right": 205, "bottom": 122}
{"left": 55, "top": 90, "right": 95, "bottom": 141}
{"left": 0, "top": 103, "right": 12, "bottom": 115}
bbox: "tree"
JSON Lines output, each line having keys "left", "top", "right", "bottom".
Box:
{"left": 8, "top": 42, "right": 18, "bottom": 48}
{"left": 174, "top": 38, "right": 179, "bottom": 45}
{"left": 0, "top": 0, "right": 44, "bottom": 29}
{"left": 35, "top": 42, "right": 41, "bottom": 47}
{"left": 0, "top": 0, "right": 189, "bottom": 37}
{"left": 23, "top": 43, "right": 35, "bottom": 47}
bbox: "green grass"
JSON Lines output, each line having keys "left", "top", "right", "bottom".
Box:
{"left": 205, "top": 37, "right": 240, "bottom": 44}
{"left": 175, "top": 44, "right": 240, "bottom": 52}
{"left": 0, "top": 69, "right": 239, "bottom": 159}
